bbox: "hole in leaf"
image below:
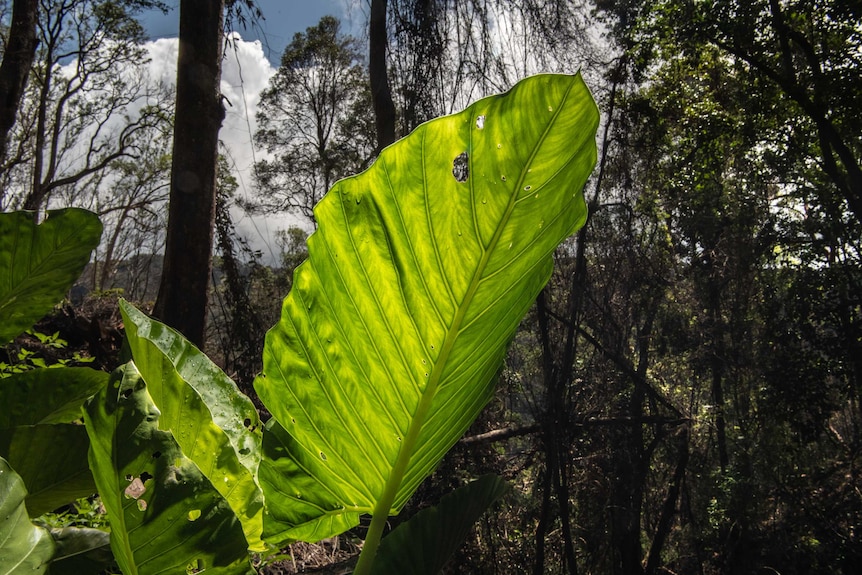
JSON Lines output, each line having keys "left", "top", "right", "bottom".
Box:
{"left": 187, "top": 559, "right": 204, "bottom": 574}
{"left": 476, "top": 115, "right": 485, "bottom": 129}
{"left": 152, "top": 451, "right": 162, "bottom": 459}
{"left": 319, "top": 451, "right": 327, "bottom": 461}
{"left": 140, "top": 471, "right": 153, "bottom": 483}
{"left": 188, "top": 509, "right": 201, "bottom": 521}
{"left": 121, "top": 388, "right": 133, "bottom": 399}
{"left": 452, "top": 152, "right": 469, "bottom": 182}
{"left": 124, "top": 477, "right": 146, "bottom": 500}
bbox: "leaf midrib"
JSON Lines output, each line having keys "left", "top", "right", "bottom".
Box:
{"left": 368, "top": 78, "right": 577, "bottom": 522}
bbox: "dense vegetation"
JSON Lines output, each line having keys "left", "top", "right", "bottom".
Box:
{"left": 2, "top": 0, "right": 861, "bottom": 573}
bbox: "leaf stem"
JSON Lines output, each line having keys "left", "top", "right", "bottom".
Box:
{"left": 353, "top": 367, "right": 442, "bottom": 574}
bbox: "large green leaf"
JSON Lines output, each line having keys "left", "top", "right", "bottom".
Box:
{"left": 0, "top": 457, "right": 54, "bottom": 575}
{"left": 84, "top": 363, "right": 254, "bottom": 575}
{"left": 0, "top": 368, "right": 107, "bottom": 516}
{"left": 0, "top": 424, "right": 94, "bottom": 517}
{"left": 119, "top": 300, "right": 265, "bottom": 551}
{"left": 0, "top": 209, "right": 102, "bottom": 343}
{"left": 370, "top": 474, "right": 509, "bottom": 575}
{"left": 0, "top": 367, "right": 109, "bottom": 428}
{"left": 256, "top": 73, "right": 598, "bottom": 545}
{"left": 47, "top": 527, "right": 115, "bottom": 575}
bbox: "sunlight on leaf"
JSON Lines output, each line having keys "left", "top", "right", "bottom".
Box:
{"left": 255, "top": 74, "right": 598, "bottom": 563}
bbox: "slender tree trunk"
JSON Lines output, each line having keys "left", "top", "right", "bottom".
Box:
{"left": 707, "top": 278, "right": 729, "bottom": 473}
{"left": 0, "top": 0, "right": 38, "bottom": 169}
{"left": 609, "top": 371, "right": 646, "bottom": 575}
{"left": 23, "top": 31, "right": 53, "bottom": 212}
{"left": 644, "top": 427, "right": 690, "bottom": 574}
{"left": 532, "top": 290, "right": 558, "bottom": 575}
{"left": 369, "top": 0, "right": 396, "bottom": 151}
{"left": 153, "top": 0, "right": 225, "bottom": 347}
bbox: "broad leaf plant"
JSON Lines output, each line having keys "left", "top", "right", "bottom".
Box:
{"left": 0, "top": 73, "right": 598, "bottom": 575}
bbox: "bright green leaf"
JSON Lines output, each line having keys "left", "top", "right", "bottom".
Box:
{"left": 0, "top": 209, "right": 102, "bottom": 344}
{"left": 371, "top": 474, "right": 509, "bottom": 575}
{"left": 0, "top": 457, "right": 54, "bottom": 575}
{"left": 119, "top": 299, "right": 265, "bottom": 551}
{"left": 84, "top": 363, "right": 255, "bottom": 575}
{"left": 255, "top": 72, "right": 598, "bottom": 549}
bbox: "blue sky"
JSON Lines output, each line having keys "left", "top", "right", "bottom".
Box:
{"left": 140, "top": 0, "right": 359, "bottom": 64}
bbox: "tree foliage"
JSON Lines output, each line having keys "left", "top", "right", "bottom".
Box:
{"left": 251, "top": 15, "right": 374, "bottom": 224}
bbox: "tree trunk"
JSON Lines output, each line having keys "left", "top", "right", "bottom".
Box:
{"left": 369, "top": 0, "right": 396, "bottom": 152}
{"left": 153, "top": 0, "right": 225, "bottom": 347}
{"left": 644, "top": 426, "right": 690, "bottom": 575}
{"left": 0, "top": 0, "right": 38, "bottom": 169}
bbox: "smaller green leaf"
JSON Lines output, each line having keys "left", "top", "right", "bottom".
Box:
{"left": 0, "top": 424, "right": 94, "bottom": 517}
{"left": 258, "top": 418, "right": 362, "bottom": 543}
{"left": 119, "top": 300, "right": 265, "bottom": 551}
{"left": 0, "top": 367, "right": 109, "bottom": 428}
{"left": 370, "top": 474, "right": 509, "bottom": 575}
{"left": 0, "top": 209, "right": 103, "bottom": 343}
{"left": 0, "top": 457, "right": 55, "bottom": 575}
{"left": 84, "top": 363, "right": 255, "bottom": 575}
{"left": 47, "top": 527, "right": 115, "bottom": 575}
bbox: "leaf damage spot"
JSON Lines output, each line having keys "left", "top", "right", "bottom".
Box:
{"left": 476, "top": 115, "right": 486, "bottom": 129}
{"left": 124, "top": 477, "right": 146, "bottom": 499}
{"left": 188, "top": 509, "right": 201, "bottom": 521}
{"left": 452, "top": 152, "right": 469, "bottom": 182}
